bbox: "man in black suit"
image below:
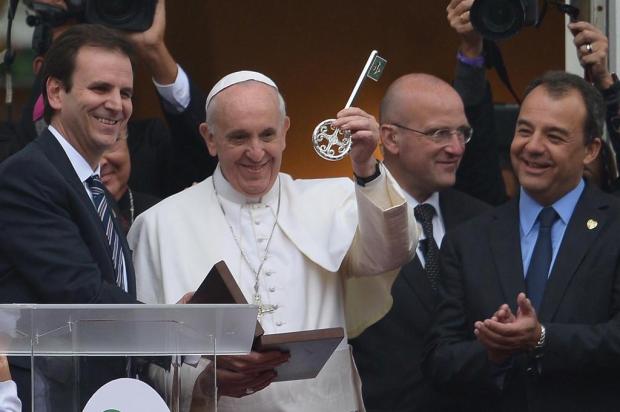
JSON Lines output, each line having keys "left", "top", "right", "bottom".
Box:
{"left": 423, "top": 71, "right": 620, "bottom": 412}
{"left": 0, "top": 24, "right": 140, "bottom": 410}
{"left": 1, "top": 0, "right": 216, "bottom": 198}
{"left": 349, "top": 73, "right": 489, "bottom": 412}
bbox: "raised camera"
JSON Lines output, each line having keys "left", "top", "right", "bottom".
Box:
{"left": 470, "top": 0, "right": 539, "bottom": 40}
{"left": 68, "top": 0, "right": 158, "bottom": 32}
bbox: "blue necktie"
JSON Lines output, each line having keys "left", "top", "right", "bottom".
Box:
{"left": 414, "top": 203, "right": 440, "bottom": 291}
{"left": 525, "top": 207, "right": 558, "bottom": 310}
{"left": 87, "top": 174, "right": 126, "bottom": 291}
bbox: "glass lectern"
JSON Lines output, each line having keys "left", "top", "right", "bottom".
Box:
{"left": 0, "top": 303, "right": 258, "bottom": 411}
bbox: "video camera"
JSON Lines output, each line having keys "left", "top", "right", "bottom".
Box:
{"left": 25, "top": 0, "right": 157, "bottom": 32}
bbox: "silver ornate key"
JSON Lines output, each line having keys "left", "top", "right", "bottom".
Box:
{"left": 312, "top": 50, "right": 387, "bottom": 161}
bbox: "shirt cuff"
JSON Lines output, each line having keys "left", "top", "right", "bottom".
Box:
{"left": 457, "top": 50, "right": 485, "bottom": 68}
{"left": 153, "top": 64, "right": 191, "bottom": 113}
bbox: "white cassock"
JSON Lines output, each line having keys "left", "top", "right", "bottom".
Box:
{"left": 0, "top": 381, "right": 21, "bottom": 412}
{"left": 128, "top": 164, "right": 416, "bottom": 412}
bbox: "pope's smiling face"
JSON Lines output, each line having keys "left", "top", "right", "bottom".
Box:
{"left": 201, "top": 81, "right": 289, "bottom": 198}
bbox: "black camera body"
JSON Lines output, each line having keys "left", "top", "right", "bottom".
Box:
{"left": 25, "top": 0, "right": 157, "bottom": 32}
{"left": 470, "top": 0, "right": 539, "bottom": 40}
{"left": 25, "top": 0, "right": 158, "bottom": 55}
{"left": 66, "top": 0, "right": 158, "bottom": 32}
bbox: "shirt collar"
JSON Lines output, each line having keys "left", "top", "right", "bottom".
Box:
{"left": 402, "top": 190, "right": 444, "bottom": 240}
{"left": 212, "top": 164, "right": 279, "bottom": 207}
{"left": 48, "top": 125, "right": 100, "bottom": 182}
{"left": 519, "top": 178, "right": 585, "bottom": 236}
{"left": 404, "top": 190, "right": 440, "bottom": 212}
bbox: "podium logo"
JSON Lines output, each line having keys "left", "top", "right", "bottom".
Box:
{"left": 83, "top": 378, "right": 170, "bottom": 412}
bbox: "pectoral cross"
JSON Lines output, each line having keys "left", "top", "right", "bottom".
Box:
{"left": 254, "top": 293, "right": 277, "bottom": 320}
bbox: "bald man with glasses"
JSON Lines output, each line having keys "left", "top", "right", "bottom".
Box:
{"left": 350, "top": 73, "right": 489, "bottom": 412}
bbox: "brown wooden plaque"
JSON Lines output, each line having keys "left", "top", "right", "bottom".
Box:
{"left": 190, "top": 261, "right": 344, "bottom": 381}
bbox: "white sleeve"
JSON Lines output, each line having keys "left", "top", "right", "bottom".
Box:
{"left": 0, "top": 381, "right": 21, "bottom": 412}
{"left": 153, "top": 64, "right": 191, "bottom": 113}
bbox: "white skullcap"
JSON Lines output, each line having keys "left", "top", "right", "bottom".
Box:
{"left": 205, "top": 70, "right": 278, "bottom": 112}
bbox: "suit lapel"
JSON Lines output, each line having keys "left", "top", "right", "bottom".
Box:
{"left": 399, "top": 257, "right": 435, "bottom": 312}
{"left": 397, "top": 191, "right": 461, "bottom": 314}
{"left": 36, "top": 131, "right": 130, "bottom": 290}
{"left": 488, "top": 200, "right": 526, "bottom": 307}
{"left": 37, "top": 131, "right": 100, "bottom": 219}
{"left": 109, "top": 195, "right": 137, "bottom": 297}
{"left": 398, "top": 190, "right": 476, "bottom": 312}
{"left": 440, "top": 189, "right": 472, "bottom": 229}
{"left": 538, "top": 185, "right": 608, "bottom": 321}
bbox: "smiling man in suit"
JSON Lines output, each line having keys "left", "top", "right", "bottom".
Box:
{"left": 350, "top": 73, "right": 489, "bottom": 412}
{"left": 423, "top": 71, "right": 620, "bottom": 412}
{"left": 0, "top": 24, "right": 141, "bottom": 410}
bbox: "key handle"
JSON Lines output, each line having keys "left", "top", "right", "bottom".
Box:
{"left": 312, "top": 119, "right": 352, "bottom": 161}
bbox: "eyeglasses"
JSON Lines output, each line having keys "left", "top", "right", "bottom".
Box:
{"left": 391, "top": 123, "right": 473, "bottom": 145}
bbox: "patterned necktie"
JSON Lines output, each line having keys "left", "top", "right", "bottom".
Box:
{"left": 414, "top": 203, "right": 440, "bottom": 290}
{"left": 87, "top": 174, "right": 126, "bottom": 291}
{"left": 525, "top": 207, "right": 558, "bottom": 311}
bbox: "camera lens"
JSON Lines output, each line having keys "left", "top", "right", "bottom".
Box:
{"left": 482, "top": 2, "right": 520, "bottom": 33}
{"left": 93, "top": 0, "right": 140, "bottom": 23}
{"left": 85, "top": 0, "right": 157, "bottom": 32}
{"left": 471, "top": 0, "right": 525, "bottom": 40}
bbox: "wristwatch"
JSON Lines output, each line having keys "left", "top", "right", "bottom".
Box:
{"left": 533, "top": 324, "right": 546, "bottom": 359}
{"left": 354, "top": 161, "right": 381, "bottom": 187}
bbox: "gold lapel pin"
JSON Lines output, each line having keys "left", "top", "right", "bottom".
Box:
{"left": 586, "top": 219, "right": 598, "bottom": 230}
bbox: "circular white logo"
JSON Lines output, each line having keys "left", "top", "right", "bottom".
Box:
{"left": 83, "top": 378, "right": 169, "bottom": 412}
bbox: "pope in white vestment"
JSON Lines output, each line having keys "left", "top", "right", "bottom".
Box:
{"left": 127, "top": 71, "right": 417, "bottom": 412}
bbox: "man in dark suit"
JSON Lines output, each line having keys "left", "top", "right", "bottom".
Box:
{"left": 0, "top": 24, "right": 140, "bottom": 410}
{"left": 2, "top": 0, "right": 216, "bottom": 198}
{"left": 350, "top": 73, "right": 489, "bottom": 412}
{"left": 423, "top": 71, "right": 620, "bottom": 412}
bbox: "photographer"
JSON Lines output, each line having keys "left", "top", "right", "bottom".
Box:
{"left": 447, "top": 0, "right": 620, "bottom": 197}
{"left": 569, "top": 20, "right": 620, "bottom": 193}
{"left": 3, "top": 0, "right": 216, "bottom": 198}
{"left": 447, "top": 0, "right": 508, "bottom": 204}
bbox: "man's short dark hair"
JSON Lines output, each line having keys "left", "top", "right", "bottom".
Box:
{"left": 40, "top": 24, "right": 136, "bottom": 123}
{"left": 523, "top": 70, "right": 605, "bottom": 144}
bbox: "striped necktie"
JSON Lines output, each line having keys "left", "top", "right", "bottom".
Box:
{"left": 414, "top": 203, "right": 440, "bottom": 291}
{"left": 87, "top": 174, "right": 126, "bottom": 291}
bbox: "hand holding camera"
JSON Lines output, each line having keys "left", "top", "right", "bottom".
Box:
{"left": 568, "top": 20, "right": 615, "bottom": 91}
{"left": 447, "top": 0, "right": 483, "bottom": 57}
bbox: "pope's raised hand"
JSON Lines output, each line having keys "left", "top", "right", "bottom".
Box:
{"left": 332, "top": 107, "right": 379, "bottom": 178}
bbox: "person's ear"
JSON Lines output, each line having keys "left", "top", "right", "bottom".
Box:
{"left": 33, "top": 56, "right": 45, "bottom": 76}
{"left": 380, "top": 124, "right": 400, "bottom": 155}
{"left": 199, "top": 122, "right": 218, "bottom": 157}
{"left": 46, "top": 77, "right": 64, "bottom": 111}
{"left": 584, "top": 137, "right": 602, "bottom": 165}
{"left": 281, "top": 116, "right": 290, "bottom": 151}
